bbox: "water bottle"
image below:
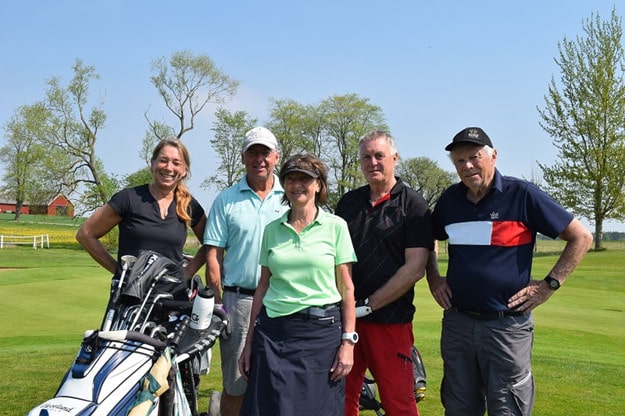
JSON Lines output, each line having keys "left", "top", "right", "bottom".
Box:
{"left": 190, "top": 286, "right": 214, "bottom": 330}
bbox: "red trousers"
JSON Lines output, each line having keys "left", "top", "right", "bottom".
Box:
{"left": 345, "top": 321, "right": 420, "bottom": 416}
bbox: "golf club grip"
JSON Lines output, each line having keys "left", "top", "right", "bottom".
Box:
{"left": 171, "top": 316, "right": 191, "bottom": 348}
{"left": 98, "top": 330, "right": 167, "bottom": 349}
{"left": 175, "top": 321, "right": 227, "bottom": 363}
{"left": 157, "top": 299, "right": 192, "bottom": 313}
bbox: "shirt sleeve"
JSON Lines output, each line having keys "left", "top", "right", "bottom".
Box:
{"left": 203, "top": 193, "right": 228, "bottom": 247}
{"left": 334, "top": 217, "right": 358, "bottom": 265}
{"left": 108, "top": 188, "right": 130, "bottom": 218}
{"left": 190, "top": 196, "right": 205, "bottom": 228}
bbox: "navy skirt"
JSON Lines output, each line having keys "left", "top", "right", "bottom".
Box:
{"left": 241, "top": 305, "right": 345, "bottom": 416}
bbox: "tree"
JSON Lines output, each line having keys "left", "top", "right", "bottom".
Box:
{"left": 203, "top": 94, "right": 386, "bottom": 208}
{"left": 538, "top": 9, "right": 625, "bottom": 250}
{"left": 266, "top": 98, "right": 323, "bottom": 160}
{"left": 139, "top": 122, "right": 175, "bottom": 164}
{"left": 41, "top": 59, "right": 116, "bottom": 214}
{"left": 0, "top": 103, "right": 64, "bottom": 220}
{"left": 397, "top": 156, "right": 456, "bottom": 209}
{"left": 123, "top": 167, "right": 152, "bottom": 189}
{"left": 147, "top": 50, "right": 240, "bottom": 141}
{"left": 318, "top": 94, "right": 388, "bottom": 206}
{"left": 201, "top": 108, "right": 258, "bottom": 191}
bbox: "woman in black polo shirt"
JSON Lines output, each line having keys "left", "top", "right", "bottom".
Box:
{"left": 76, "top": 138, "right": 207, "bottom": 293}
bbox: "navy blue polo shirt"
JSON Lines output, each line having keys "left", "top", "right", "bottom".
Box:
{"left": 432, "top": 169, "right": 573, "bottom": 312}
{"left": 335, "top": 178, "right": 433, "bottom": 324}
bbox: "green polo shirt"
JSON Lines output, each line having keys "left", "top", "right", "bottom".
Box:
{"left": 259, "top": 208, "right": 357, "bottom": 318}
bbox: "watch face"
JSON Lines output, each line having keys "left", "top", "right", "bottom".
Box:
{"left": 343, "top": 332, "right": 358, "bottom": 343}
{"left": 546, "top": 276, "right": 560, "bottom": 290}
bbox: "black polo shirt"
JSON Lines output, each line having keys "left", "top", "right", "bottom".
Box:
{"left": 108, "top": 184, "right": 205, "bottom": 278}
{"left": 335, "top": 178, "right": 433, "bottom": 323}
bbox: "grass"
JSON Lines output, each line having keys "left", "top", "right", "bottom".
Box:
{"left": 1, "top": 218, "right": 624, "bottom": 415}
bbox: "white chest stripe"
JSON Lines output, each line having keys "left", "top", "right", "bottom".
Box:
{"left": 445, "top": 221, "right": 493, "bottom": 245}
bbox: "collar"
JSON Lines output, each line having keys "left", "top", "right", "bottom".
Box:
{"left": 280, "top": 206, "right": 327, "bottom": 226}
{"left": 364, "top": 176, "right": 405, "bottom": 199}
{"left": 238, "top": 174, "right": 284, "bottom": 194}
{"left": 454, "top": 168, "right": 503, "bottom": 198}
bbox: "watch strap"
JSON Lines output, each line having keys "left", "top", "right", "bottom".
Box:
{"left": 341, "top": 332, "right": 359, "bottom": 343}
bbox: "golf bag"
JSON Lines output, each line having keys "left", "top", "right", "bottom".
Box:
{"left": 359, "top": 345, "right": 427, "bottom": 415}
{"left": 27, "top": 250, "right": 229, "bottom": 416}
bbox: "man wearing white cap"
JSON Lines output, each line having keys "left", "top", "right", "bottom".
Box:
{"left": 204, "top": 126, "right": 288, "bottom": 416}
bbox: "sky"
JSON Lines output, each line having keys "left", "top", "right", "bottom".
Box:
{"left": 1, "top": 1, "right": 622, "bottom": 231}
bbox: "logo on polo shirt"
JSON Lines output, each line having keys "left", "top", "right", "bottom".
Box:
{"left": 490, "top": 211, "right": 499, "bottom": 220}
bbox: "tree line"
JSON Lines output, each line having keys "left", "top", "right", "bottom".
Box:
{"left": 3, "top": 9, "right": 625, "bottom": 250}
{"left": 0, "top": 52, "right": 455, "bottom": 221}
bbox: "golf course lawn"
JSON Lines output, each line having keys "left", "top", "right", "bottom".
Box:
{"left": 1, "top": 241, "right": 623, "bottom": 415}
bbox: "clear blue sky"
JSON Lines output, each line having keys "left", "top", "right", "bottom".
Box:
{"left": 1, "top": 1, "right": 622, "bottom": 230}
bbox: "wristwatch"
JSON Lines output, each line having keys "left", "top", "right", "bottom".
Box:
{"left": 341, "top": 332, "right": 359, "bottom": 344}
{"left": 544, "top": 275, "right": 561, "bottom": 291}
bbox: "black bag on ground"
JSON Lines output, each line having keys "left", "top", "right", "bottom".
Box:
{"left": 411, "top": 345, "right": 427, "bottom": 402}
{"left": 359, "top": 345, "right": 427, "bottom": 414}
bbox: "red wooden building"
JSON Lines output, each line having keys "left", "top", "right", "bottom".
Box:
{"left": 0, "top": 199, "right": 29, "bottom": 215}
{"left": 0, "top": 194, "right": 74, "bottom": 216}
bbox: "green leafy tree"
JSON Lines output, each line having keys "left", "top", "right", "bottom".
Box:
{"left": 123, "top": 167, "right": 153, "bottom": 189}
{"left": 266, "top": 98, "right": 322, "bottom": 160}
{"left": 201, "top": 108, "right": 257, "bottom": 191}
{"left": 140, "top": 122, "right": 175, "bottom": 164}
{"left": 538, "top": 9, "right": 625, "bottom": 250}
{"left": 124, "top": 126, "right": 175, "bottom": 189}
{"left": 147, "top": 50, "right": 240, "bottom": 140}
{"left": 80, "top": 161, "right": 119, "bottom": 214}
{"left": 41, "top": 59, "right": 114, "bottom": 213}
{"left": 397, "top": 156, "right": 456, "bottom": 209}
{"left": 319, "top": 94, "right": 387, "bottom": 206}
{"left": 1, "top": 103, "right": 56, "bottom": 220}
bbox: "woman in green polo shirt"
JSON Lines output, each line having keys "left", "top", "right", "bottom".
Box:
{"left": 238, "top": 153, "right": 358, "bottom": 415}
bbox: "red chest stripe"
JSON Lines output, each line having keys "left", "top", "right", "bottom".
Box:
{"left": 491, "top": 221, "right": 532, "bottom": 246}
{"left": 446, "top": 221, "right": 532, "bottom": 247}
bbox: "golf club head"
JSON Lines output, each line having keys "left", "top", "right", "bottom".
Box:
{"left": 120, "top": 255, "right": 137, "bottom": 270}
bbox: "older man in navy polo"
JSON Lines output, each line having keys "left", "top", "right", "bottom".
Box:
{"left": 427, "top": 127, "right": 592, "bottom": 416}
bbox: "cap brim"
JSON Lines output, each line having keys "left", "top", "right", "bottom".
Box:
{"left": 445, "top": 139, "right": 485, "bottom": 151}
{"left": 281, "top": 168, "right": 319, "bottom": 179}
{"left": 242, "top": 140, "right": 276, "bottom": 153}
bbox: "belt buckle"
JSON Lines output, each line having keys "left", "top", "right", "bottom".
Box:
{"left": 307, "top": 307, "right": 326, "bottom": 317}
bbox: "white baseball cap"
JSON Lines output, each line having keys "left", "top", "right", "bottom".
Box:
{"left": 241, "top": 126, "right": 278, "bottom": 153}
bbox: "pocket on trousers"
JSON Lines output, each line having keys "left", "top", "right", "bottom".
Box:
{"left": 508, "top": 371, "right": 534, "bottom": 416}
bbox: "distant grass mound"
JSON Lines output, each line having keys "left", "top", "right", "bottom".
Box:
{"left": 0, "top": 213, "right": 85, "bottom": 249}
{"left": 0, "top": 213, "right": 201, "bottom": 251}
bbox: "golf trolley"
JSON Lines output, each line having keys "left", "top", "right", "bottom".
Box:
{"left": 359, "top": 345, "right": 427, "bottom": 415}
{"left": 27, "top": 250, "right": 229, "bottom": 416}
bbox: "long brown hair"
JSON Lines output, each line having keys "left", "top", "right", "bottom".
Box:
{"left": 151, "top": 138, "right": 193, "bottom": 227}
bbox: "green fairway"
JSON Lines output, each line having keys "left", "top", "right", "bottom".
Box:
{"left": 1, "top": 244, "right": 624, "bottom": 415}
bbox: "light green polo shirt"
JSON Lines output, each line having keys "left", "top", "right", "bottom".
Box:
{"left": 259, "top": 208, "right": 357, "bottom": 318}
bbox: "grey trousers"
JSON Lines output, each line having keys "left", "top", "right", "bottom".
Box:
{"left": 440, "top": 308, "right": 535, "bottom": 416}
